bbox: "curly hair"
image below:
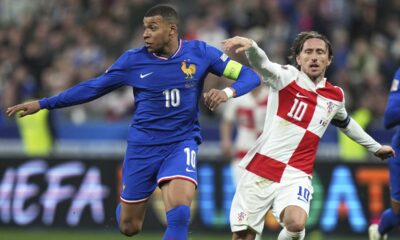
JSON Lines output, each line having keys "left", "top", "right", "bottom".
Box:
{"left": 288, "top": 31, "right": 333, "bottom": 69}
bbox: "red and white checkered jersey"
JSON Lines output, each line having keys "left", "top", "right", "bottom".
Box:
{"left": 223, "top": 87, "right": 268, "bottom": 158}
{"left": 240, "top": 43, "right": 349, "bottom": 183}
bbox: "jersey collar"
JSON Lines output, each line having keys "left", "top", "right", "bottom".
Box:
{"left": 299, "top": 71, "right": 327, "bottom": 90}
{"left": 152, "top": 39, "right": 182, "bottom": 60}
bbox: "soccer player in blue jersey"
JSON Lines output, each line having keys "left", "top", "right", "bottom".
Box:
{"left": 369, "top": 67, "right": 400, "bottom": 240}
{"left": 6, "top": 4, "right": 261, "bottom": 239}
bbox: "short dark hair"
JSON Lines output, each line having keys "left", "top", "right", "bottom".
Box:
{"left": 288, "top": 31, "right": 333, "bottom": 69}
{"left": 144, "top": 4, "right": 179, "bottom": 25}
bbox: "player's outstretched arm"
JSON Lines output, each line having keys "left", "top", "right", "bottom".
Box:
{"left": 374, "top": 145, "right": 395, "bottom": 160}
{"left": 222, "top": 36, "right": 253, "bottom": 54}
{"left": 6, "top": 100, "right": 41, "bottom": 118}
{"left": 223, "top": 36, "right": 288, "bottom": 91}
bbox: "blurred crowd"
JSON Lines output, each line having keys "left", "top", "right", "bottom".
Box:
{"left": 0, "top": 0, "right": 399, "bottom": 127}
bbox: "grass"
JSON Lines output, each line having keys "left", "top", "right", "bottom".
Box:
{"left": 0, "top": 228, "right": 230, "bottom": 240}
{"left": 0, "top": 228, "right": 374, "bottom": 240}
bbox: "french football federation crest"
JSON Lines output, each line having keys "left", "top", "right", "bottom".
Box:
{"left": 181, "top": 60, "right": 196, "bottom": 79}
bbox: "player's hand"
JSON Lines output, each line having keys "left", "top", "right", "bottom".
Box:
{"left": 374, "top": 145, "right": 395, "bottom": 160}
{"left": 6, "top": 101, "right": 41, "bottom": 118}
{"left": 222, "top": 36, "right": 253, "bottom": 54}
{"left": 203, "top": 89, "right": 229, "bottom": 111}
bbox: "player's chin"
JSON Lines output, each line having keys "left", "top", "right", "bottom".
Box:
{"left": 146, "top": 46, "right": 154, "bottom": 52}
{"left": 307, "top": 69, "right": 322, "bottom": 78}
{"left": 147, "top": 46, "right": 160, "bottom": 54}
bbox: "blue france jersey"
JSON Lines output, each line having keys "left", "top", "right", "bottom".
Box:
{"left": 39, "top": 39, "right": 256, "bottom": 145}
{"left": 384, "top": 68, "right": 400, "bottom": 150}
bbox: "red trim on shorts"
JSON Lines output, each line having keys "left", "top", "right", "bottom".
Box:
{"left": 246, "top": 153, "right": 286, "bottom": 182}
{"left": 157, "top": 175, "right": 198, "bottom": 187}
{"left": 120, "top": 196, "right": 149, "bottom": 204}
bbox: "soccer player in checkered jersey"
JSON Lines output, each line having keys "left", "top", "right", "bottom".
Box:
{"left": 222, "top": 31, "right": 395, "bottom": 240}
{"left": 220, "top": 84, "right": 268, "bottom": 240}
{"left": 369, "top": 67, "right": 400, "bottom": 240}
{"left": 6, "top": 5, "right": 261, "bottom": 239}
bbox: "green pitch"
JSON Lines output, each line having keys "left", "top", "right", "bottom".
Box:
{"left": 0, "top": 228, "right": 370, "bottom": 240}
{"left": 0, "top": 229, "right": 229, "bottom": 240}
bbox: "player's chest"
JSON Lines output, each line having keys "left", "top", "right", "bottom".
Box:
{"left": 277, "top": 82, "right": 342, "bottom": 128}
{"left": 129, "top": 58, "right": 208, "bottom": 89}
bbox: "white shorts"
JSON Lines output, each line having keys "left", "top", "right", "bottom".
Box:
{"left": 231, "top": 158, "right": 245, "bottom": 186}
{"left": 230, "top": 171, "right": 313, "bottom": 234}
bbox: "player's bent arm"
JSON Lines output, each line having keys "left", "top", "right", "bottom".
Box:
{"left": 228, "top": 66, "right": 261, "bottom": 97}
{"left": 204, "top": 66, "right": 259, "bottom": 110}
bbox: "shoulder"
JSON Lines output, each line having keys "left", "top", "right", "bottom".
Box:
{"left": 105, "top": 47, "right": 146, "bottom": 72}
{"left": 183, "top": 39, "right": 207, "bottom": 47}
{"left": 122, "top": 47, "right": 147, "bottom": 59}
{"left": 283, "top": 64, "right": 299, "bottom": 74}
{"left": 395, "top": 68, "right": 400, "bottom": 79}
{"left": 279, "top": 64, "right": 300, "bottom": 80}
{"left": 183, "top": 39, "right": 223, "bottom": 53}
{"left": 182, "top": 39, "right": 209, "bottom": 53}
{"left": 114, "top": 47, "right": 147, "bottom": 66}
{"left": 318, "top": 81, "right": 344, "bottom": 101}
{"left": 390, "top": 68, "right": 400, "bottom": 93}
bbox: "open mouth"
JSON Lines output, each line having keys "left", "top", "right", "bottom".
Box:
{"left": 310, "top": 64, "right": 319, "bottom": 70}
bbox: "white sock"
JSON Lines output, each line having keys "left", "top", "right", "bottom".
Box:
{"left": 277, "top": 227, "right": 305, "bottom": 240}
{"left": 254, "top": 233, "right": 262, "bottom": 240}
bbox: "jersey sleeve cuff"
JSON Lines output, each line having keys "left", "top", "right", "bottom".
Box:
{"left": 368, "top": 143, "right": 382, "bottom": 154}
{"left": 245, "top": 40, "right": 258, "bottom": 55}
{"left": 38, "top": 98, "right": 50, "bottom": 109}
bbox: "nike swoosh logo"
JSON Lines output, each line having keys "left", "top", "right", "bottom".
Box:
{"left": 296, "top": 92, "right": 308, "bottom": 98}
{"left": 185, "top": 167, "right": 196, "bottom": 173}
{"left": 140, "top": 72, "right": 153, "bottom": 78}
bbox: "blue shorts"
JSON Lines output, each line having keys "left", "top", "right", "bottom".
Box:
{"left": 120, "top": 139, "right": 199, "bottom": 203}
{"left": 389, "top": 153, "right": 400, "bottom": 202}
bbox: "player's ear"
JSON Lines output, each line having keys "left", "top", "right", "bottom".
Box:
{"left": 170, "top": 24, "right": 177, "bottom": 36}
{"left": 327, "top": 56, "right": 333, "bottom": 66}
{"left": 296, "top": 55, "right": 301, "bottom": 66}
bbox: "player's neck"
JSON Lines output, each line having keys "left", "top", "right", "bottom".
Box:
{"left": 158, "top": 38, "right": 180, "bottom": 58}
{"left": 310, "top": 76, "right": 319, "bottom": 84}
{"left": 309, "top": 74, "right": 325, "bottom": 85}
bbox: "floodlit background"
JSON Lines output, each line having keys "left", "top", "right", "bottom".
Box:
{"left": 0, "top": 0, "right": 400, "bottom": 239}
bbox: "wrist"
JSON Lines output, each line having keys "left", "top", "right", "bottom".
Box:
{"left": 222, "top": 87, "right": 235, "bottom": 99}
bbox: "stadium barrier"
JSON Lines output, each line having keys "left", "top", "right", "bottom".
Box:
{"left": 0, "top": 156, "right": 393, "bottom": 236}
